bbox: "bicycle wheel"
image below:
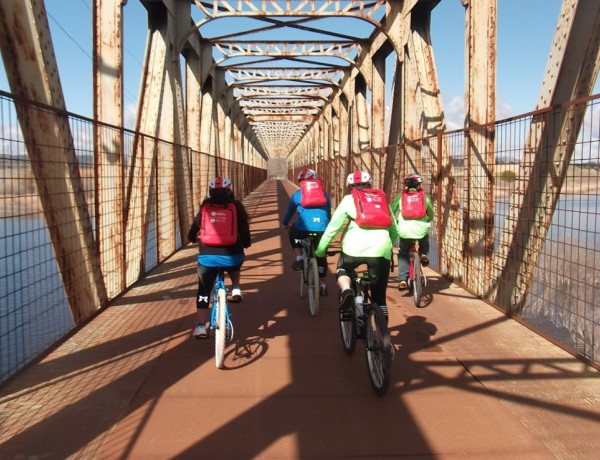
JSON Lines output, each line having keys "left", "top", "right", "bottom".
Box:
{"left": 412, "top": 253, "right": 422, "bottom": 307}
{"left": 307, "top": 256, "right": 320, "bottom": 316}
{"left": 339, "top": 294, "right": 357, "bottom": 354}
{"left": 299, "top": 247, "right": 308, "bottom": 299}
{"left": 299, "top": 268, "right": 306, "bottom": 298}
{"left": 214, "top": 288, "right": 227, "bottom": 369}
{"left": 365, "top": 303, "right": 393, "bottom": 395}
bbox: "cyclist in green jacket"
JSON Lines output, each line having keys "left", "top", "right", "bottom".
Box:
{"left": 391, "top": 173, "right": 434, "bottom": 290}
{"left": 315, "top": 170, "right": 399, "bottom": 321}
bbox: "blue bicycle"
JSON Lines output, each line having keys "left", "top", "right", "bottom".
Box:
{"left": 210, "top": 268, "right": 234, "bottom": 368}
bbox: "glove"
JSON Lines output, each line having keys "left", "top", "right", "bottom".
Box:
{"left": 314, "top": 248, "right": 325, "bottom": 258}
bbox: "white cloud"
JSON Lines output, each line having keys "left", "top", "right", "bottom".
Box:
{"left": 443, "top": 95, "right": 464, "bottom": 131}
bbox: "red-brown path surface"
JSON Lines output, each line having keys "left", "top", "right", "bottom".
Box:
{"left": 1, "top": 179, "right": 600, "bottom": 459}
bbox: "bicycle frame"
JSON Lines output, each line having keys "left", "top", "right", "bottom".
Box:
{"left": 209, "top": 268, "right": 233, "bottom": 368}
{"left": 209, "top": 271, "right": 231, "bottom": 328}
{"left": 408, "top": 241, "right": 418, "bottom": 281}
{"left": 339, "top": 266, "right": 393, "bottom": 395}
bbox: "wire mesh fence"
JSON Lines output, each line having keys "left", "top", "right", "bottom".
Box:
{"left": 0, "top": 92, "right": 266, "bottom": 384}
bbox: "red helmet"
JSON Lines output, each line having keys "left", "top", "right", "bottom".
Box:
{"left": 298, "top": 168, "right": 318, "bottom": 182}
{"left": 404, "top": 173, "right": 423, "bottom": 189}
{"left": 346, "top": 170, "right": 372, "bottom": 188}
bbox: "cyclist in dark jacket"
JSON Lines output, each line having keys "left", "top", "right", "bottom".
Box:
{"left": 188, "top": 177, "right": 251, "bottom": 338}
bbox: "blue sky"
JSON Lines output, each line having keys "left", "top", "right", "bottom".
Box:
{"left": 1, "top": 0, "right": 595, "bottom": 130}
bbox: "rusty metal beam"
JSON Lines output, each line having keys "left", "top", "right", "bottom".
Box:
{"left": 464, "top": 0, "right": 497, "bottom": 296}
{"left": 0, "top": 0, "right": 106, "bottom": 322}
{"left": 94, "top": 0, "right": 125, "bottom": 300}
{"left": 493, "top": 0, "right": 600, "bottom": 314}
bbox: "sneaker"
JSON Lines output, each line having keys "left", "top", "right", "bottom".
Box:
{"left": 320, "top": 283, "right": 328, "bottom": 296}
{"left": 420, "top": 254, "right": 429, "bottom": 267}
{"left": 231, "top": 287, "right": 243, "bottom": 303}
{"left": 398, "top": 280, "right": 408, "bottom": 290}
{"left": 339, "top": 289, "right": 354, "bottom": 320}
{"left": 292, "top": 259, "right": 304, "bottom": 271}
{"left": 194, "top": 323, "right": 208, "bottom": 339}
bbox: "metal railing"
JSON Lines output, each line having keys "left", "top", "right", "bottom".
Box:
{"left": 0, "top": 91, "right": 266, "bottom": 384}
{"left": 306, "top": 94, "right": 600, "bottom": 368}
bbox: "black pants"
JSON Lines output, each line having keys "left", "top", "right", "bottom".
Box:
{"left": 335, "top": 253, "right": 390, "bottom": 309}
{"left": 196, "top": 264, "right": 241, "bottom": 309}
{"left": 397, "top": 235, "right": 429, "bottom": 281}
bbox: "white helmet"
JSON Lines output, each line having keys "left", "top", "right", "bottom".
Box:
{"left": 208, "top": 177, "right": 233, "bottom": 196}
{"left": 346, "top": 170, "right": 372, "bottom": 188}
{"left": 298, "top": 168, "right": 318, "bottom": 181}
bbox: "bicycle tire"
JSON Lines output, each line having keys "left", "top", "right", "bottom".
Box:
{"left": 308, "top": 256, "right": 320, "bottom": 316}
{"left": 365, "top": 303, "right": 393, "bottom": 395}
{"left": 299, "top": 268, "right": 306, "bottom": 298}
{"left": 413, "top": 253, "right": 422, "bottom": 307}
{"left": 339, "top": 295, "right": 357, "bottom": 354}
{"left": 299, "top": 245, "right": 308, "bottom": 298}
{"left": 214, "top": 288, "right": 227, "bottom": 369}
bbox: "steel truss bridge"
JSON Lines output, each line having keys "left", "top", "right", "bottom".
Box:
{"left": 1, "top": 0, "right": 600, "bottom": 382}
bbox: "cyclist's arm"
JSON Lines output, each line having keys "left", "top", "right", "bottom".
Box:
{"left": 282, "top": 191, "right": 300, "bottom": 226}
{"left": 426, "top": 195, "right": 434, "bottom": 221}
{"left": 388, "top": 206, "right": 400, "bottom": 242}
{"left": 390, "top": 193, "right": 401, "bottom": 215}
{"left": 188, "top": 212, "right": 201, "bottom": 243}
{"left": 315, "top": 196, "right": 351, "bottom": 257}
{"left": 235, "top": 201, "right": 252, "bottom": 248}
{"left": 325, "top": 192, "right": 332, "bottom": 219}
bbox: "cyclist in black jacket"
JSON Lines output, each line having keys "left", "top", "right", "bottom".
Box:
{"left": 187, "top": 177, "right": 251, "bottom": 338}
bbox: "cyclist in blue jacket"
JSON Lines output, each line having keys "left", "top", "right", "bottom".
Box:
{"left": 282, "top": 168, "right": 331, "bottom": 295}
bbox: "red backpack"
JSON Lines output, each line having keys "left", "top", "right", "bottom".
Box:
{"left": 199, "top": 202, "right": 238, "bottom": 246}
{"left": 401, "top": 189, "right": 426, "bottom": 219}
{"left": 351, "top": 188, "right": 392, "bottom": 229}
{"left": 300, "top": 179, "right": 327, "bottom": 207}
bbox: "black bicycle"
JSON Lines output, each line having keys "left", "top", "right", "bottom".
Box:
{"left": 330, "top": 252, "right": 394, "bottom": 395}
{"left": 299, "top": 234, "right": 320, "bottom": 316}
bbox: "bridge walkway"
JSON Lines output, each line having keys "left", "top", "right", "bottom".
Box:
{"left": 1, "top": 179, "right": 600, "bottom": 459}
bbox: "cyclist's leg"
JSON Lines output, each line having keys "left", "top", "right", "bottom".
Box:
{"left": 289, "top": 225, "right": 304, "bottom": 270}
{"left": 397, "top": 237, "right": 412, "bottom": 288}
{"left": 195, "top": 264, "right": 218, "bottom": 338}
{"left": 367, "top": 257, "right": 391, "bottom": 320}
{"left": 418, "top": 234, "right": 430, "bottom": 266}
{"left": 222, "top": 254, "right": 245, "bottom": 301}
{"left": 314, "top": 232, "right": 328, "bottom": 295}
{"left": 336, "top": 253, "right": 358, "bottom": 319}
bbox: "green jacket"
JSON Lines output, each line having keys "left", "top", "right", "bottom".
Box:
{"left": 315, "top": 194, "right": 399, "bottom": 259}
{"left": 391, "top": 190, "right": 434, "bottom": 240}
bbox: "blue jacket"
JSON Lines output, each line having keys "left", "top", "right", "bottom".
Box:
{"left": 282, "top": 189, "right": 331, "bottom": 232}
